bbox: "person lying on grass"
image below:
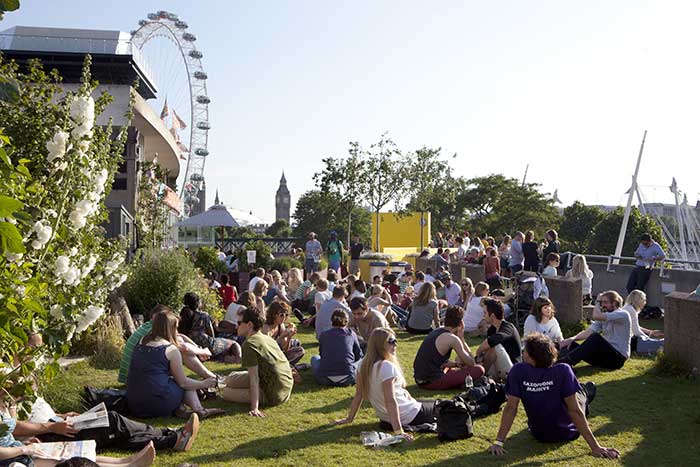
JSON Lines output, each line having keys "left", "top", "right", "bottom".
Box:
{"left": 333, "top": 328, "right": 438, "bottom": 441}
{"left": 488, "top": 333, "right": 619, "bottom": 459}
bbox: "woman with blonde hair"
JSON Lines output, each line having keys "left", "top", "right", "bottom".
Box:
{"left": 266, "top": 270, "right": 291, "bottom": 305}
{"left": 565, "top": 255, "right": 594, "bottom": 305}
{"left": 333, "top": 328, "right": 436, "bottom": 438}
{"left": 405, "top": 282, "right": 440, "bottom": 334}
{"left": 286, "top": 268, "right": 303, "bottom": 297}
{"left": 458, "top": 277, "right": 474, "bottom": 308}
{"left": 623, "top": 290, "right": 664, "bottom": 354}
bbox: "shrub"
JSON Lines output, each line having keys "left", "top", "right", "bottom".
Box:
{"left": 360, "top": 252, "right": 393, "bottom": 261}
{"left": 559, "top": 320, "right": 589, "bottom": 339}
{"left": 121, "top": 248, "right": 219, "bottom": 317}
{"left": 193, "top": 246, "right": 228, "bottom": 276}
{"left": 91, "top": 315, "right": 125, "bottom": 369}
{"left": 235, "top": 240, "right": 272, "bottom": 272}
{"left": 270, "top": 256, "right": 303, "bottom": 272}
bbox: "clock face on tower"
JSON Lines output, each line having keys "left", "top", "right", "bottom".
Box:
{"left": 283, "top": 196, "right": 289, "bottom": 203}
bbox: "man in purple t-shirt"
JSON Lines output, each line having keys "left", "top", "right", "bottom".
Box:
{"left": 489, "top": 333, "right": 619, "bottom": 460}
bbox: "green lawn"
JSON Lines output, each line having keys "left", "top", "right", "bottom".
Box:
{"left": 44, "top": 323, "right": 700, "bottom": 467}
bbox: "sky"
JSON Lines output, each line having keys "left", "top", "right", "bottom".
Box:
{"left": 3, "top": 1, "right": 700, "bottom": 223}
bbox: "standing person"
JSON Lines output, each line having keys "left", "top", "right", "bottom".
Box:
{"left": 405, "top": 282, "right": 440, "bottom": 334}
{"left": 499, "top": 235, "right": 512, "bottom": 277}
{"left": 326, "top": 231, "right": 344, "bottom": 274}
{"left": 304, "top": 232, "right": 323, "bottom": 276}
{"left": 626, "top": 233, "right": 666, "bottom": 294}
{"left": 522, "top": 231, "right": 540, "bottom": 272}
{"left": 623, "top": 290, "right": 664, "bottom": 354}
{"left": 218, "top": 274, "right": 237, "bottom": 310}
{"left": 126, "top": 311, "right": 221, "bottom": 419}
{"left": 523, "top": 297, "right": 563, "bottom": 345}
{"left": 312, "top": 310, "right": 364, "bottom": 386}
{"left": 333, "top": 328, "right": 438, "bottom": 438}
{"left": 349, "top": 297, "right": 390, "bottom": 347}
{"left": 508, "top": 232, "right": 524, "bottom": 274}
{"left": 455, "top": 236, "right": 469, "bottom": 261}
{"left": 488, "top": 333, "right": 619, "bottom": 460}
{"left": 542, "top": 229, "right": 561, "bottom": 260}
{"left": 558, "top": 291, "right": 631, "bottom": 370}
{"left": 565, "top": 255, "right": 594, "bottom": 305}
{"left": 475, "top": 299, "right": 522, "bottom": 381}
{"left": 413, "top": 306, "right": 485, "bottom": 390}
{"left": 349, "top": 235, "right": 364, "bottom": 276}
{"left": 222, "top": 308, "right": 294, "bottom": 417}
{"left": 483, "top": 246, "right": 501, "bottom": 290}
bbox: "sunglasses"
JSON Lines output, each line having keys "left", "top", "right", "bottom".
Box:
{"left": 387, "top": 337, "right": 398, "bottom": 346}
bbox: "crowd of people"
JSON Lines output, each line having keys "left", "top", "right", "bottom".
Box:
{"left": 1, "top": 230, "right": 671, "bottom": 466}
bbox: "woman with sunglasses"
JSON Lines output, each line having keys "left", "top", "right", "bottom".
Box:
{"left": 333, "top": 328, "right": 437, "bottom": 439}
{"left": 263, "top": 301, "right": 305, "bottom": 365}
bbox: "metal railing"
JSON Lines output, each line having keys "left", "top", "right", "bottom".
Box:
{"left": 561, "top": 251, "right": 700, "bottom": 278}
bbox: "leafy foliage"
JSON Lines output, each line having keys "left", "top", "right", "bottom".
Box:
{"left": 559, "top": 202, "right": 606, "bottom": 252}
{"left": 587, "top": 207, "right": 667, "bottom": 256}
{"left": 0, "top": 56, "right": 128, "bottom": 405}
{"left": 292, "top": 190, "right": 371, "bottom": 246}
{"left": 0, "top": 0, "right": 20, "bottom": 20}
{"left": 269, "top": 256, "right": 303, "bottom": 272}
{"left": 265, "top": 219, "right": 293, "bottom": 237}
{"left": 136, "top": 160, "right": 170, "bottom": 248}
{"left": 235, "top": 240, "right": 273, "bottom": 272}
{"left": 193, "top": 246, "right": 229, "bottom": 276}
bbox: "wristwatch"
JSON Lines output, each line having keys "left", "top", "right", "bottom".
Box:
{"left": 493, "top": 440, "right": 504, "bottom": 447}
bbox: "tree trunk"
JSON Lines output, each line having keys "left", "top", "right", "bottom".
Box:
{"left": 375, "top": 210, "right": 381, "bottom": 252}
{"left": 108, "top": 293, "right": 136, "bottom": 337}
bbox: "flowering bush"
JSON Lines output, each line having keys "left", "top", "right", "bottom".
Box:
{"left": 0, "top": 57, "right": 128, "bottom": 404}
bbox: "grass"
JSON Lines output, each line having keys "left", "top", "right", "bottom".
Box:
{"left": 43, "top": 320, "right": 700, "bottom": 467}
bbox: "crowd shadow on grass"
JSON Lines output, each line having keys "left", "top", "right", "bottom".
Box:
{"left": 187, "top": 421, "right": 378, "bottom": 465}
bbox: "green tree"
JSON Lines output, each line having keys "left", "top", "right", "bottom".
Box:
{"left": 0, "top": 0, "right": 20, "bottom": 20}
{"left": 559, "top": 201, "right": 606, "bottom": 252}
{"left": 587, "top": 207, "right": 667, "bottom": 256}
{"left": 292, "top": 190, "right": 371, "bottom": 246}
{"left": 265, "top": 219, "right": 293, "bottom": 238}
{"left": 461, "top": 174, "right": 561, "bottom": 237}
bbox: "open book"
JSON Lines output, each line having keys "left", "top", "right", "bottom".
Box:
{"left": 29, "top": 398, "right": 109, "bottom": 431}
{"left": 31, "top": 440, "right": 97, "bottom": 461}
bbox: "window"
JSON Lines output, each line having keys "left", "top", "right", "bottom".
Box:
{"left": 112, "top": 178, "right": 127, "bottom": 190}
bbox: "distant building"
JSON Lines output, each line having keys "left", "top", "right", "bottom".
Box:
{"left": 275, "top": 172, "right": 290, "bottom": 223}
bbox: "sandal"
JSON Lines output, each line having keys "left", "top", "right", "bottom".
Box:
{"left": 174, "top": 413, "right": 200, "bottom": 451}
{"left": 174, "top": 406, "right": 193, "bottom": 419}
{"left": 196, "top": 407, "right": 226, "bottom": 419}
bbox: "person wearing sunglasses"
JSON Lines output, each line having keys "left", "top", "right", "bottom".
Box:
{"left": 333, "top": 328, "right": 438, "bottom": 440}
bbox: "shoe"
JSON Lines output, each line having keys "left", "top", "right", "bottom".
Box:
{"left": 295, "top": 363, "right": 311, "bottom": 371}
{"left": 174, "top": 406, "right": 192, "bottom": 419}
{"left": 293, "top": 308, "right": 305, "bottom": 322}
{"left": 583, "top": 381, "right": 597, "bottom": 404}
{"left": 195, "top": 407, "right": 226, "bottom": 419}
{"left": 174, "top": 413, "right": 200, "bottom": 451}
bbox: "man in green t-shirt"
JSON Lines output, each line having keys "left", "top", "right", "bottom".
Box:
{"left": 118, "top": 304, "right": 217, "bottom": 384}
{"left": 222, "top": 308, "right": 294, "bottom": 417}
{"left": 326, "top": 231, "right": 344, "bottom": 274}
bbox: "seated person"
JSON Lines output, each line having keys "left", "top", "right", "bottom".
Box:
{"left": 0, "top": 413, "right": 156, "bottom": 466}
{"left": 371, "top": 275, "right": 382, "bottom": 286}
{"left": 311, "top": 310, "right": 363, "bottom": 386}
{"left": 222, "top": 308, "right": 294, "bottom": 417}
{"left": 126, "top": 311, "right": 221, "bottom": 419}
{"left": 368, "top": 284, "right": 395, "bottom": 324}
{"left": 263, "top": 302, "right": 305, "bottom": 366}
{"left": 413, "top": 271, "right": 426, "bottom": 295}
{"left": 430, "top": 248, "right": 449, "bottom": 266}
{"left": 248, "top": 267, "right": 266, "bottom": 293}
{"left": 315, "top": 286, "right": 350, "bottom": 339}
{"left": 489, "top": 333, "right": 619, "bottom": 460}
{"left": 349, "top": 297, "right": 390, "bottom": 348}
{"left": 333, "top": 328, "right": 436, "bottom": 440}
{"left": 218, "top": 274, "right": 237, "bottom": 310}
{"left": 405, "top": 282, "right": 440, "bottom": 335}
{"left": 413, "top": 306, "right": 485, "bottom": 390}
{"left": 558, "top": 291, "right": 631, "bottom": 370}
{"left": 523, "top": 297, "right": 563, "bottom": 345}
{"left": 624, "top": 290, "right": 664, "bottom": 354}
{"left": 463, "top": 282, "right": 490, "bottom": 337}
{"left": 398, "top": 271, "right": 413, "bottom": 294}
{"left": 313, "top": 279, "right": 332, "bottom": 315}
{"left": 490, "top": 289, "right": 512, "bottom": 319}
{"left": 221, "top": 292, "right": 257, "bottom": 338}
{"left": 475, "top": 299, "right": 522, "bottom": 381}
{"left": 542, "top": 252, "right": 560, "bottom": 277}
{"left": 384, "top": 275, "right": 401, "bottom": 297}
{"left": 291, "top": 272, "right": 320, "bottom": 318}
{"left": 118, "top": 305, "right": 217, "bottom": 385}
{"left": 178, "top": 293, "right": 242, "bottom": 363}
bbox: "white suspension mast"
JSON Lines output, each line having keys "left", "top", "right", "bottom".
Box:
{"left": 614, "top": 130, "right": 647, "bottom": 264}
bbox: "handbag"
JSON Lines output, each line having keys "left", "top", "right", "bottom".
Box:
{"left": 434, "top": 398, "right": 474, "bottom": 442}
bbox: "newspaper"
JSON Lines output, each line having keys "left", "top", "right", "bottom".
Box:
{"left": 360, "top": 431, "right": 405, "bottom": 449}
{"left": 31, "top": 440, "right": 97, "bottom": 461}
{"left": 29, "top": 398, "right": 109, "bottom": 431}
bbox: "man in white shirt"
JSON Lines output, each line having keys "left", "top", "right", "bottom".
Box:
{"left": 424, "top": 267, "right": 436, "bottom": 283}
{"left": 305, "top": 232, "right": 323, "bottom": 276}
{"left": 455, "top": 236, "right": 469, "bottom": 261}
{"left": 248, "top": 268, "right": 265, "bottom": 292}
{"left": 413, "top": 271, "right": 426, "bottom": 296}
{"left": 441, "top": 273, "right": 462, "bottom": 307}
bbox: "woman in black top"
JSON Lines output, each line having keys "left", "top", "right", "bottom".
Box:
{"left": 542, "top": 229, "right": 561, "bottom": 262}
{"left": 522, "top": 231, "right": 540, "bottom": 272}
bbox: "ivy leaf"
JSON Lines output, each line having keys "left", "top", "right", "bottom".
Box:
{"left": 0, "top": 195, "right": 23, "bottom": 217}
{"left": 0, "top": 221, "right": 25, "bottom": 253}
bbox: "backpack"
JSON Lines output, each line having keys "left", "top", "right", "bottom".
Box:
{"left": 456, "top": 382, "right": 507, "bottom": 418}
{"left": 435, "top": 398, "right": 474, "bottom": 442}
{"left": 83, "top": 386, "right": 129, "bottom": 414}
{"left": 639, "top": 305, "right": 663, "bottom": 320}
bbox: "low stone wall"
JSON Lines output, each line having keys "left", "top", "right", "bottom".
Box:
{"left": 664, "top": 292, "right": 700, "bottom": 370}
{"left": 544, "top": 276, "right": 583, "bottom": 324}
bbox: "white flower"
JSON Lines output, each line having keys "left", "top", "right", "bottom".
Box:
{"left": 81, "top": 255, "right": 97, "bottom": 277}
{"left": 5, "top": 217, "right": 17, "bottom": 225}
{"left": 62, "top": 267, "right": 81, "bottom": 286}
{"left": 78, "top": 140, "right": 90, "bottom": 153}
{"left": 68, "top": 247, "right": 78, "bottom": 257}
{"left": 33, "top": 221, "right": 53, "bottom": 246}
{"left": 54, "top": 256, "right": 70, "bottom": 275}
{"left": 75, "top": 305, "right": 103, "bottom": 333}
{"left": 69, "top": 95, "right": 95, "bottom": 128}
{"left": 45, "top": 209, "right": 58, "bottom": 218}
{"left": 71, "top": 124, "right": 93, "bottom": 140}
{"left": 5, "top": 252, "right": 23, "bottom": 262}
{"left": 66, "top": 325, "right": 76, "bottom": 341}
{"left": 69, "top": 210, "right": 87, "bottom": 228}
{"left": 50, "top": 304, "right": 63, "bottom": 319}
{"left": 31, "top": 240, "right": 42, "bottom": 249}
{"left": 46, "top": 131, "right": 69, "bottom": 162}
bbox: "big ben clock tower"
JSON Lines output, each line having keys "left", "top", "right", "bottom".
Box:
{"left": 275, "top": 172, "right": 290, "bottom": 223}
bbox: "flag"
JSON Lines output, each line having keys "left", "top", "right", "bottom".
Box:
{"left": 177, "top": 142, "right": 189, "bottom": 157}
{"left": 160, "top": 98, "right": 169, "bottom": 119}
{"left": 173, "top": 110, "right": 187, "bottom": 129}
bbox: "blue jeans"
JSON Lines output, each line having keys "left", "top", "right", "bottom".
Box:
{"left": 510, "top": 264, "right": 523, "bottom": 274}
{"left": 311, "top": 355, "right": 356, "bottom": 387}
{"left": 391, "top": 304, "right": 409, "bottom": 326}
{"left": 328, "top": 259, "right": 341, "bottom": 272}
{"left": 305, "top": 258, "right": 319, "bottom": 275}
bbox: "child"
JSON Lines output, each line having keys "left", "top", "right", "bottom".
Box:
{"left": 543, "top": 253, "right": 560, "bottom": 277}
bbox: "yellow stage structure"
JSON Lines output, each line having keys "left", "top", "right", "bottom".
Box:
{"left": 370, "top": 211, "right": 430, "bottom": 253}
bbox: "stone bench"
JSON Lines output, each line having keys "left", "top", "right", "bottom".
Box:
{"left": 664, "top": 292, "right": 700, "bottom": 370}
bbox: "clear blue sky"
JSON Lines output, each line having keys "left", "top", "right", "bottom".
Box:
{"left": 3, "top": 1, "right": 700, "bottom": 222}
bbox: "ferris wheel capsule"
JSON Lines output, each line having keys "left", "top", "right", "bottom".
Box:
{"left": 196, "top": 95, "right": 210, "bottom": 104}
{"left": 197, "top": 121, "right": 211, "bottom": 130}
{"left": 175, "top": 20, "right": 189, "bottom": 29}
{"left": 182, "top": 32, "right": 197, "bottom": 42}
{"left": 147, "top": 13, "right": 158, "bottom": 20}
{"left": 194, "top": 148, "right": 209, "bottom": 156}
{"left": 193, "top": 71, "right": 207, "bottom": 80}
{"left": 189, "top": 50, "right": 203, "bottom": 59}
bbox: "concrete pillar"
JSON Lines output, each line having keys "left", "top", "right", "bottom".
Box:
{"left": 544, "top": 276, "right": 583, "bottom": 324}
{"left": 664, "top": 292, "right": 700, "bottom": 370}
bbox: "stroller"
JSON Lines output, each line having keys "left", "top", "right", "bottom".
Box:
{"left": 509, "top": 272, "right": 549, "bottom": 328}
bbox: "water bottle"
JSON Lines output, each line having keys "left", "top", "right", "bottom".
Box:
{"left": 464, "top": 374, "right": 473, "bottom": 390}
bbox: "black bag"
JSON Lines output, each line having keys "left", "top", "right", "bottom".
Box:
{"left": 639, "top": 305, "right": 663, "bottom": 320}
{"left": 435, "top": 398, "right": 474, "bottom": 442}
{"left": 456, "top": 382, "right": 506, "bottom": 418}
{"left": 83, "top": 386, "right": 129, "bottom": 414}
